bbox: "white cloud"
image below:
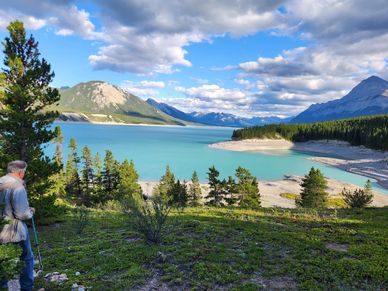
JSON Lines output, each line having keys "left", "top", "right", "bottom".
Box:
{"left": 121, "top": 80, "right": 165, "bottom": 98}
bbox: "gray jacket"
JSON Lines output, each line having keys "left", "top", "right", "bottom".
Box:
{"left": 0, "top": 174, "right": 33, "bottom": 243}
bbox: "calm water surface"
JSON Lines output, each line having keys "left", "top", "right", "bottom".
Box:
{"left": 48, "top": 123, "right": 388, "bottom": 194}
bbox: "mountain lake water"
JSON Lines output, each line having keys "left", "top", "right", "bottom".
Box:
{"left": 47, "top": 122, "right": 388, "bottom": 194}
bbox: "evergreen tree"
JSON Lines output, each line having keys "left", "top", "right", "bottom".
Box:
{"left": 297, "top": 167, "right": 328, "bottom": 208}
{"left": 81, "top": 145, "right": 94, "bottom": 206}
{"left": 154, "top": 165, "right": 175, "bottom": 201}
{"left": 205, "top": 166, "right": 226, "bottom": 207}
{"left": 101, "top": 150, "right": 119, "bottom": 201}
{"left": 94, "top": 152, "right": 103, "bottom": 201}
{"left": 0, "top": 21, "right": 60, "bottom": 203}
{"left": 225, "top": 176, "right": 238, "bottom": 205}
{"left": 235, "top": 167, "right": 261, "bottom": 208}
{"left": 188, "top": 170, "right": 202, "bottom": 206}
{"left": 170, "top": 180, "right": 188, "bottom": 211}
{"left": 49, "top": 126, "right": 66, "bottom": 197}
{"left": 65, "top": 138, "right": 82, "bottom": 204}
{"left": 118, "top": 159, "right": 142, "bottom": 202}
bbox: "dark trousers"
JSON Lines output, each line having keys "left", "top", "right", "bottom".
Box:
{"left": 19, "top": 232, "right": 35, "bottom": 291}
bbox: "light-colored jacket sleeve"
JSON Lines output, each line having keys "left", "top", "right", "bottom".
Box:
{"left": 11, "top": 186, "right": 33, "bottom": 220}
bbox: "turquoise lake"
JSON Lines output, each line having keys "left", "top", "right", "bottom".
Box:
{"left": 49, "top": 123, "right": 388, "bottom": 194}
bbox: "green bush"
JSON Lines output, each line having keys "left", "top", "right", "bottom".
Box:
{"left": 0, "top": 205, "right": 22, "bottom": 283}
{"left": 123, "top": 194, "right": 171, "bottom": 244}
{"left": 342, "top": 189, "right": 373, "bottom": 208}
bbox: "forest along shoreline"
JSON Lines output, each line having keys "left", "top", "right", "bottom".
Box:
{"left": 208, "top": 138, "right": 388, "bottom": 193}
{"left": 140, "top": 173, "right": 388, "bottom": 209}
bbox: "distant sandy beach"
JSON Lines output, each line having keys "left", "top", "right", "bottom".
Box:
{"left": 140, "top": 176, "right": 388, "bottom": 208}
{"left": 209, "top": 139, "right": 388, "bottom": 190}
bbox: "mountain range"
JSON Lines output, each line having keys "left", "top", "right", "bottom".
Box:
{"left": 291, "top": 76, "right": 388, "bottom": 123}
{"left": 146, "top": 98, "right": 291, "bottom": 127}
{"left": 55, "top": 76, "right": 388, "bottom": 127}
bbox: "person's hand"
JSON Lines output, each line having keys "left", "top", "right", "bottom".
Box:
{"left": 30, "top": 207, "right": 35, "bottom": 214}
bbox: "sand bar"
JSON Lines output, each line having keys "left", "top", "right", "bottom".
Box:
{"left": 209, "top": 139, "right": 388, "bottom": 190}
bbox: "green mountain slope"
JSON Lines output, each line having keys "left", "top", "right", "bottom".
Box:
{"left": 56, "top": 81, "right": 187, "bottom": 125}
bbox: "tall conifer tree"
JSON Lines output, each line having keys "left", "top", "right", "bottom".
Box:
{"left": 65, "top": 138, "right": 82, "bottom": 204}
{"left": 0, "top": 20, "right": 60, "bottom": 201}
{"left": 297, "top": 167, "right": 328, "bottom": 208}
{"left": 188, "top": 171, "right": 202, "bottom": 206}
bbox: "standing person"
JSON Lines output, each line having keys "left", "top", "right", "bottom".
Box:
{"left": 0, "top": 160, "right": 35, "bottom": 291}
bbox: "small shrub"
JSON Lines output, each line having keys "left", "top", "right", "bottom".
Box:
{"left": 123, "top": 194, "right": 171, "bottom": 244}
{"left": 0, "top": 205, "right": 22, "bottom": 283}
{"left": 73, "top": 206, "right": 91, "bottom": 235}
{"left": 342, "top": 188, "right": 373, "bottom": 208}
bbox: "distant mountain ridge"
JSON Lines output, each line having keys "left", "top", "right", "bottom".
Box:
{"left": 57, "top": 81, "right": 186, "bottom": 125}
{"left": 146, "top": 98, "right": 291, "bottom": 127}
{"left": 291, "top": 76, "right": 388, "bottom": 123}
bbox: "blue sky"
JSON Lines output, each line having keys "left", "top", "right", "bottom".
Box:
{"left": 0, "top": 0, "right": 387, "bottom": 117}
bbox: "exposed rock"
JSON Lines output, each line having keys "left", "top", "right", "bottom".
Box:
{"left": 44, "top": 272, "right": 68, "bottom": 283}
{"left": 325, "top": 243, "right": 348, "bottom": 252}
{"left": 72, "top": 283, "right": 85, "bottom": 291}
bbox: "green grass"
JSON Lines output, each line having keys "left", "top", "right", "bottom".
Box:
{"left": 32, "top": 207, "right": 388, "bottom": 290}
{"left": 280, "top": 193, "right": 348, "bottom": 209}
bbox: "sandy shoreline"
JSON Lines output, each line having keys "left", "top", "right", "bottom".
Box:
{"left": 139, "top": 176, "right": 388, "bottom": 208}
{"left": 209, "top": 139, "right": 388, "bottom": 190}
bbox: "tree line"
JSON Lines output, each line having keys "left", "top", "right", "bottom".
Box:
{"left": 55, "top": 128, "right": 262, "bottom": 210}
{"left": 232, "top": 114, "right": 388, "bottom": 151}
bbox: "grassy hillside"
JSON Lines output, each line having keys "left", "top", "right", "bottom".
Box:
{"left": 33, "top": 207, "right": 388, "bottom": 290}
{"left": 232, "top": 114, "right": 388, "bottom": 151}
{"left": 56, "top": 81, "right": 192, "bottom": 126}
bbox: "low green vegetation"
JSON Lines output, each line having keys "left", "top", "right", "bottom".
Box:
{"left": 342, "top": 180, "right": 374, "bottom": 208}
{"left": 232, "top": 114, "right": 388, "bottom": 151}
{"left": 280, "top": 192, "right": 299, "bottom": 200}
{"left": 281, "top": 193, "right": 348, "bottom": 209}
{"left": 31, "top": 206, "right": 388, "bottom": 290}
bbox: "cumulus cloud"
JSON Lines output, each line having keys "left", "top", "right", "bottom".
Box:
{"left": 234, "top": 0, "right": 388, "bottom": 115}
{"left": 121, "top": 80, "right": 165, "bottom": 98}
{"left": 1, "top": 0, "right": 387, "bottom": 117}
{"left": 0, "top": 1, "right": 102, "bottom": 39}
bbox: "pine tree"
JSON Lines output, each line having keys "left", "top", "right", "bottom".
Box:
{"left": 81, "top": 145, "right": 94, "bottom": 206}
{"left": 0, "top": 20, "right": 60, "bottom": 203}
{"left": 170, "top": 180, "right": 188, "bottom": 211}
{"left": 225, "top": 176, "right": 238, "bottom": 205}
{"left": 65, "top": 138, "right": 82, "bottom": 204}
{"left": 118, "top": 159, "right": 142, "bottom": 202}
{"left": 188, "top": 171, "right": 202, "bottom": 206}
{"left": 94, "top": 152, "right": 103, "bottom": 202}
{"left": 205, "top": 166, "right": 226, "bottom": 207}
{"left": 101, "top": 150, "right": 119, "bottom": 201}
{"left": 235, "top": 167, "right": 260, "bottom": 208}
{"left": 154, "top": 165, "right": 175, "bottom": 201}
{"left": 297, "top": 167, "right": 328, "bottom": 208}
{"left": 49, "top": 126, "right": 66, "bottom": 197}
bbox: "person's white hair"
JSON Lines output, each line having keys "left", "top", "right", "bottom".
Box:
{"left": 7, "top": 160, "right": 27, "bottom": 174}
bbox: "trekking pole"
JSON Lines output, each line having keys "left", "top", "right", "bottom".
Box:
{"left": 31, "top": 215, "right": 43, "bottom": 272}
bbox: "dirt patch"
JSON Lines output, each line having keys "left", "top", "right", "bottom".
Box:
{"left": 325, "top": 243, "right": 348, "bottom": 252}
{"left": 124, "top": 236, "right": 141, "bottom": 243}
{"left": 137, "top": 273, "right": 171, "bottom": 291}
{"left": 244, "top": 272, "right": 297, "bottom": 290}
